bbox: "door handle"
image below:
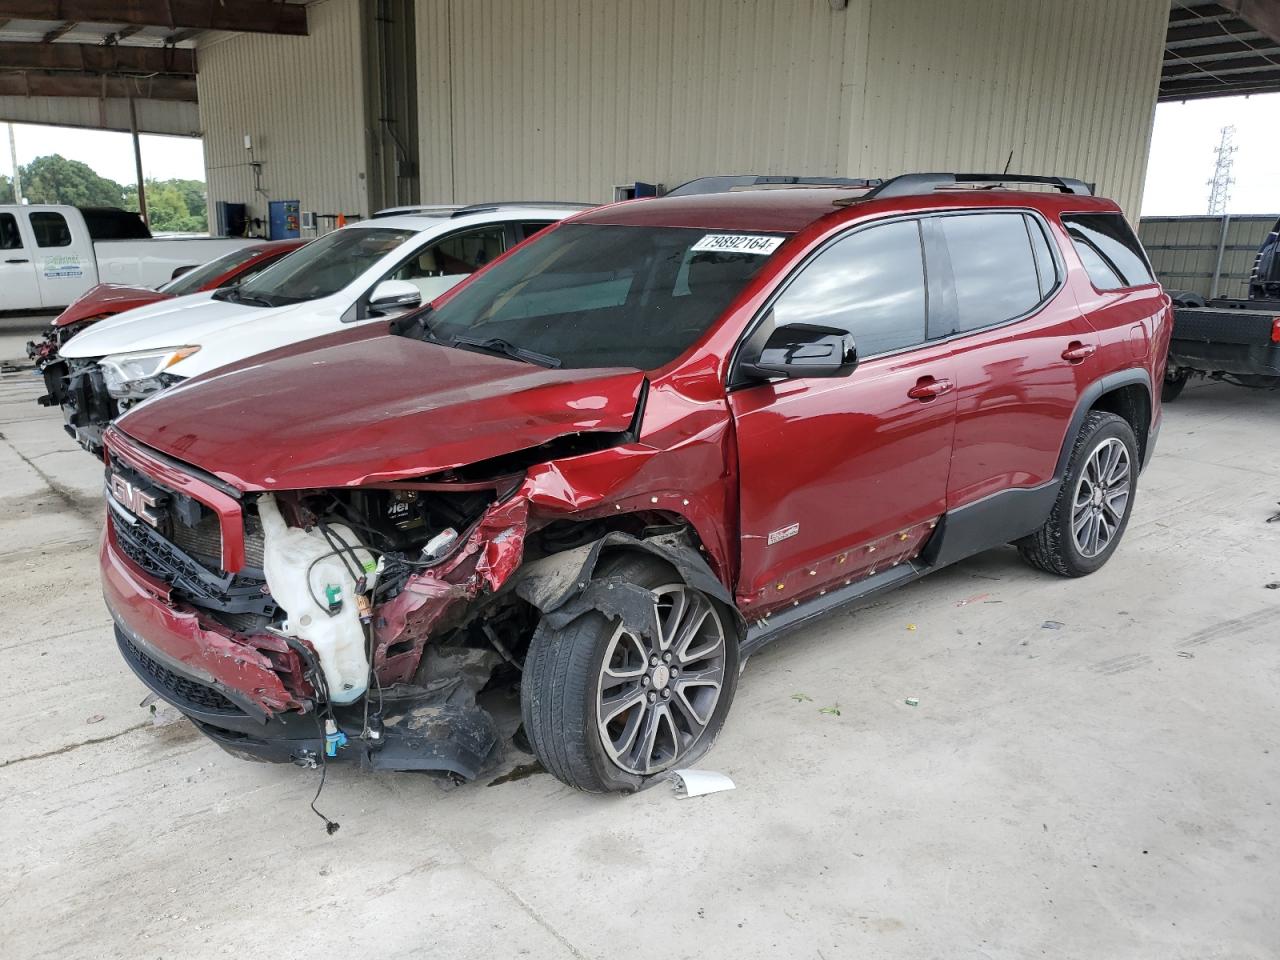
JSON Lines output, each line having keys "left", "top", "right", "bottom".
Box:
{"left": 3, "top": 258, "right": 29, "bottom": 264}
{"left": 1061, "top": 341, "right": 1096, "bottom": 364}
{"left": 907, "top": 376, "right": 954, "bottom": 401}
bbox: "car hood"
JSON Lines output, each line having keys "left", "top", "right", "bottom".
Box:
{"left": 54, "top": 284, "right": 170, "bottom": 327}
{"left": 115, "top": 330, "right": 647, "bottom": 490}
{"left": 59, "top": 291, "right": 299, "bottom": 359}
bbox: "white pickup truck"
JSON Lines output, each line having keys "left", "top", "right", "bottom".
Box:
{"left": 0, "top": 204, "right": 254, "bottom": 312}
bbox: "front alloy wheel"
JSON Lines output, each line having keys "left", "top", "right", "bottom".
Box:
{"left": 596, "top": 584, "right": 728, "bottom": 776}
{"left": 521, "top": 553, "right": 739, "bottom": 793}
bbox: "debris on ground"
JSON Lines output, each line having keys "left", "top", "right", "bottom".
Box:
{"left": 955, "top": 593, "right": 990, "bottom": 606}
{"left": 791, "top": 692, "right": 813, "bottom": 703}
{"left": 85, "top": 714, "right": 104, "bottom": 724}
{"left": 1266, "top": 582, "right": 1279, "bottom": 590}
{"left": 1042, "top": 620, "right": 1065, "bottom": 630}
{"left": 904, "top": 697, "right": 920, "bottom": 707}
{"left": 1177, "top": 651, "right": 1195, "bottom": 659}
{"left": 670, "top": 769, "right": 735, "bottom": 798}
{"left": 906, "top": 623, "right": 917, "bottom": 631}
{"left": 819, "top": 704, "right": 841, "bottom": 716}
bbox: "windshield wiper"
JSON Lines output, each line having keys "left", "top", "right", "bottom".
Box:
{"left": 450, "top": 335, "right": 561, "bottom": 368}
{"left": 213, "top": 286, "right": 275, "bottom": 308}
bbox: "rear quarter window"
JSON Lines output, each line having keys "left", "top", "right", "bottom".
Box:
{"left": 1062, "top": 213, "right": 1154, "bottom": 290}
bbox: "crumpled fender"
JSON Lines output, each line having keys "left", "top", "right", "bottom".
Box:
{"left": 512, "top": 531, "right": 747, "bottom": 641}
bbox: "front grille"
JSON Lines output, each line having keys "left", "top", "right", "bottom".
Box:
{"left": 111, "top": 511, "right": 276, "bottom": 616}
{"left": 117, "top": 629, "right": 242, "bottom": 715}
{"left": 171, "top": 512, "right": 266, "bottom": 571}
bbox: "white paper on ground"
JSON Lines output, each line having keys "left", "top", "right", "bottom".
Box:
{"left": 669, "top": 769, "right": 736, "bottom": 798}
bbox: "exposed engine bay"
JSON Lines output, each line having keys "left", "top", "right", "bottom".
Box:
{"left": 106, "top": 442, "right": 710, "bottom": 783}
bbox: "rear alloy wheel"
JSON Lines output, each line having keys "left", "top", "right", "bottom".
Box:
{"left": 1068, "top": 436, "right": 1131, "bottom": 560}
{"left": 1018, "top": 411, "right": 1138, "bottom": 577}
{"left": 521, "top": 554, "right": 739, "bottom": 793}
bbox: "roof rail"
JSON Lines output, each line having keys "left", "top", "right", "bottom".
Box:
{"left": 450, "top": 200, "right": 596, "bottom": 217}
{"left": 863, "top": 173, "right": 1094, "bottom": 200}
{"left": 665, "top": 174, "right": 883, "bottom": 197}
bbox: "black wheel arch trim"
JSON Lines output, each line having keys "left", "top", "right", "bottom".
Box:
{"left": 511, "top": 531, "right": 747, "bottom": 641}
{"left": 1055, "top": 368, "right": 1153, "bottom": 478}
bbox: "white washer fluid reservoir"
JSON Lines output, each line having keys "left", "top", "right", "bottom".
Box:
{"left": 257, "top": 493, "right": 376, "bottom": 704}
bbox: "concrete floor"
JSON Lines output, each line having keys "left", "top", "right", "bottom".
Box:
{"left": 1, "top": 317, "right": 1277, "bottom": 960}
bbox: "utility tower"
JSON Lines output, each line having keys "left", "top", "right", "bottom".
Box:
{"left": 1206, "top": 124, "right": 1237, "bottom": 216}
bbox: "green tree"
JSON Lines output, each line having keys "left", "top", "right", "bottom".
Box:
{"left": 19, "top": 154, "right": 128, "bottom": 207}
{"left": 0, "top": 174, "right": 12, "bottom": 204}
{"left": 123, "top": 177, "right": 209, "bottom": 233}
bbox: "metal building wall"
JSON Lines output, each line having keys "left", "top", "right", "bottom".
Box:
{"left": 197, "top": 0, "right": 368, "bottom": 231}
{"left": 1140, "top": 215, "right": 1279, "bottom": 300}
{"left": 416, "top": 0, "right": 1168, "bottom": 216}
{"left": 415, "top": 0, "right": 853, "bottom": 203}
{"left": 850, "top": 0, "right": 1169, "bottom": 218}
{"left": 0, "top": 97, "right": 200, "bottom": 136}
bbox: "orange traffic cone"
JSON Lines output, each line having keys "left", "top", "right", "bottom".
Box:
{"left": 336, "top": 213, "right": 347, "bottom": 228}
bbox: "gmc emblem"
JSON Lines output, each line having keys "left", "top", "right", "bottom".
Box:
{"left": 109, "top": 473, "right": 161, "bottom": 528}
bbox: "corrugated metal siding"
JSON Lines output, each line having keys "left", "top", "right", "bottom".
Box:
{"left": 1139, "top": 215, "right": 1279, "bottom": 299}
{"left": 418, "top": 0, "right": 1167, "bottom": 215}
{"left": 0, "top": 96, "right": 200, "bottom": 136}
{"left": 416, "top": 0, "right": 853, "bottom": 203}
{"left": 197, "top": 0, "right": 368, "bottom": 227}
{"left": 842, "top": 0, "right": 1167, "bottom": 218}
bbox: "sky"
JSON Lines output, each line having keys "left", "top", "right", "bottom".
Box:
{"left": 1141, "top": 92, "right": 1280, "bottom": 217}
{"left": 1, "top": 123, "right": 205, "bottom": 184}
{"left": 3, "top": 91, "right": 1278, "bottom": 214}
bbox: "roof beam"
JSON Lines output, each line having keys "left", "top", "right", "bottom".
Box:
{"left": 110, "top": 25, "right": 145, "bottom": 42}
{"left": 1159, "top": 67, "right": 1280, "bottom": 97}
{"left": 0, "top": 1, "right": 307, "bottom": 36}
{"left": 1222, "top": 0, "right": 1280, "bottom": 44}
{"left": 0, "top": 71, "right": 197, "bottom": 101}
{"left": 1164, "top": 38, "right": 1280, "bottom": 63}
{"left": 40, "top": 20, "right": 77, "bottom": 42}
{"left": 0, "top": 42, "right": 196, "bottom": 75}
{"left": 1168, "top": 5, "right": 1232, "bottom": 26}
{"left": 1163, "top": 55, "right": 1280, "bottom": 79}
{"left": 1167, "top": 18, "right": 1263, "bottom": 44}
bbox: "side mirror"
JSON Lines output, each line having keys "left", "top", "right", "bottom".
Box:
{"left": 739, "top": 322, "right": 858, "bottom": 380}
{"left": 367, "top": 279, "right": 422, "bottom": 316}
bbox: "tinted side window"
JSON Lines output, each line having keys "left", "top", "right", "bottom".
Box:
{"left": 1062, "top": 213, "right": 1154, "bottom": 289}
{"left": 518, "top": 221, "right": 553, "bottom": 241}
{"left": 0, "top": 213, "right": 22, "bottom": 250}
{"left": 937, "top": 213, "right": 1042, "bottom": 332}
{"left": 771, "top": 219, "right": 926, "bottom": 356}
{"left": 31, "top": 212, "right": 72, "bottom": 247}
{"left": 1026, "top": 215, "right": 1059, "bottom": 298}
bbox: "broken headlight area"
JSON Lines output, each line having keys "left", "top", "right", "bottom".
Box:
{"left": 99, "top": 346, "right": 198, "bottom": 400}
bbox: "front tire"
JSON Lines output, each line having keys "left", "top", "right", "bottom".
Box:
{"left": 1018, "top": 411, "right": 1138, "bottom": 578}
{"left": 521, "top": 553, "right": 739, "bottom": 793}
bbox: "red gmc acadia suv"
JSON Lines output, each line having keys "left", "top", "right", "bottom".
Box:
{"left": 99, "top": 173, "right": 1172, "bottom": 794}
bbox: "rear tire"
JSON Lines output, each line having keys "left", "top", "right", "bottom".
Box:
{"left": 1162, "top": 369, "right": 1190, "bottom": 403}
{"left": 521, "top": 553, "right": 739, "bottom": 793}
{"left": 1018, "top": 411, "right": 1138, "bottom": 578}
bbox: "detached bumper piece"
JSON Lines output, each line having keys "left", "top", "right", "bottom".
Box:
{"left": 115, "top": 623, "right": 501, "bottom": 779}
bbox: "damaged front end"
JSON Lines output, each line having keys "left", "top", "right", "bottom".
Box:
{"left": 100, "top": 415, "right": 732, "bottom": 783}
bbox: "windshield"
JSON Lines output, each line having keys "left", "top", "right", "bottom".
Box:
{"left": 416, "top": 223, "right": 780, "bottom": 369}
{"left": 229, "top": 227, "right": 415, "bottom": 306}
{"left": 160, "top": 246, "right": 269, "bottom": 296}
